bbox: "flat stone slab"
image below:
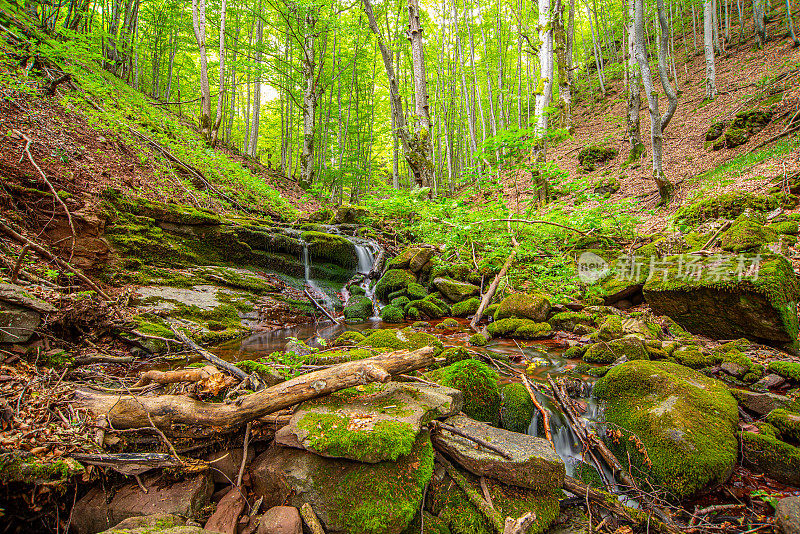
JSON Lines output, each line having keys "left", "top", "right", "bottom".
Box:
{"left": 0, "top": 284, "right": 57, "bottom": 313}
{"left": 135, "top": 285, "right": 229, "bottom": 311}
{"left": 432, "top": 414, "right": 564, "bottom": 491}
{"left": 276, "top": 382, "right": 462, "bottom": 463}
{"left": 732, "top": 388, "right": 792, "bottom": 415}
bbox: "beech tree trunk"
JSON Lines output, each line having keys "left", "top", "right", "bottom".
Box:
{"left": 554, "top": 0, "right": 573, "bottom": 131}
{"left": 299, "top": 13, "right": 318, "bottom": 190}
{"left": 626, "top": 0, "right": 644, "bottom": 161}
{"left": 704, "top": 0, "right": 717, "bottom": 99}
{"left": 210, "top": 0, "right": 226, "bottom": 146}
{"left": 192, "top": 0, "right": 212, "bottom": 137}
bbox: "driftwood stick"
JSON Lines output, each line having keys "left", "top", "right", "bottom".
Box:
{"left": 75, "top": 346, "right": 435, "bottom": 433}
{"left": 236, "top": 422, "right": 251, "bottom": 488}
{"left": 437, "top": 452, "right": 504, "bottom": 533}
{"left": 698, "top": 220, "right": 732, "bottom": 251}
{"left": 432, "top": 421, "right": 513, "bottom": 459}
{"left": 300, "top": 503, "right": 326, "bottom": 534}
{"left": 521, "top": 374, "right": 552, "bottom": 443}
{"left": 304, "top": 288, "right": 341, "bottom": 324}
{"left": 503, "top": 512, "right": 537, "bottom": 534}
{"left": 169, "top": 325, "right": 260, "bottom": 388}
{"left": 133, "top": 365, "right": 220, "bottom": 388}
{"left": 11, "top": 243, "right": 30, "bottom": 284}
{"left": 0, "top": 218, "right": 114, "bottom": 303}
{"left": 470, "top": 245, "right": 517, "bottom": 330}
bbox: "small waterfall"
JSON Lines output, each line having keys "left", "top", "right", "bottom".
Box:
{"left": 301, "top": 240, "right": 334, "bottom": 311}
{"left": 351, "top": 240, "right": 381, "bottom": 319}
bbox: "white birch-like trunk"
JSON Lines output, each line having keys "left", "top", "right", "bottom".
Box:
{"left": 626, "top": 0, "right": 643, "bottom": 159}
{"left": 210, "top": 0, "right": 226, "bottom": 146}
{"left": 191, "top": 0, "right": 211, "bottom": 137}
{"left": 299, "top": 13, "right": 317, "bottom": 190}
{"left": 704, "top": 0, "right": 717, "bottom": 99}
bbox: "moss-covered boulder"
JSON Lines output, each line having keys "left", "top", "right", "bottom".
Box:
{"left": 705, "top": 121, "right": 726, "bottom": 142}
{"left": 332, "top": 331, "right": 366, "bottom": 346}
{"left": 426, "top": 360, "right": 501, "bottom": 426}
{"left": 428, "top": 466, "right": 560, "bottom": 534}
{"left": 720, "top": 213, "right": 778, "bottom": 252}
{"left": 251, "top": 432, "right": 434, "bottom": 534}
{"left": 583, "top": 337, "right": 648, "bottom": 364}
{"left": 549, "top": 311, "right": 594, "bottom": 332}
{"left": 380, "top": 304, "right": 405, "bottom": 323}
{"left": 487, "top": 318, "right": 552, "bottom": 339}
{"left": 276, "top": 382, "right": 461, "bottom": 463}
{"left": 494, "top": 293, "right": 551, "bottom": 322}
{"left": 673, "top": 192, "right": 784, "bottom": 226}
{"left": 766, "top": 409, "right": 800, "bottom": 442}
{"left": 301, "top": 231, "right": 358, "bottom": 269}
{"left": 597, "top": 315, "right": 624, "bottom": 341}
{"left": 595, "top": 361, "right": 739, "bottom": 498}
{"left": 643, "top": 253, "right": 800, "bottom": 350}
{"left": 358, "top": 328, "right": 444, "bottom": 356}
{"left": 671, "top": 345, "right": 720, "bottom": 369}
{"left": 433, "top": 277, "right": 480, "bottom": 303}
{"left": 577, "top": 145, "right": 618, "bottom": 172}
{"left": 741, "top": 431, "right": 800, "bottom": 485}
{"left": 451, "top": 297, "right": 480, "bottom": 317}
{"left": 500, "top": 383, "right": 535, "bottom": 434}
{"left": 469, "top": 333, "right": 489, "bottom": 346}
{"left": 376, "top": 270, "right": 417, "bottom": 302}
{"left": 768, "top": 220, "right": 800, "bottom": 235}
{"left": 389, "top": 247, "right": 435, "bottom": 273}
{"left": 344, "top": 295, "right": 374, "bottom": 322}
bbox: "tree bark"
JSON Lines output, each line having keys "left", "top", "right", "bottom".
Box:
{"left": 408, "top": 0, "right": 434, "bottom": 189}
{"left": 299, "top": 13, "right": 318, "bottom": 190}
{"left": 554, "top": 0, "right": 573, "bottom": 132}
{"left": 704, "top": 0, "right": 717, "bottom": 99}
{"left": 192, "top": 0, "right": 212, "bottom": 137}
{"left": 75, "top": 347, "right": 436, "bottom": 434}
{"left": 210, "top": 0, "right": 227, "bottom": 146}
{"left": 626, "top": 0, "right": 644, "bottom": 161}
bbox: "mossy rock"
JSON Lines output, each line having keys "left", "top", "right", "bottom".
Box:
{"left": 740, "top": 431, "right": 800, "bottom": 485}
{"left": 433, "top": 277, "right": 480, "bottom": 303}
{"left": 643, "top": 253, "right": 800, "bottom": 350}
{"left": 358, "top": 328, "right": 444, "bottom": 356}
{"left": 500, "top": 383, "right": 534, "bottom": 434}
{"left": 705, "top": 121, "right": 727, "bottom": 141}
{"left": 332, "top": 204, "right": 372, "bottom": 224}
{"left": 392, "top": 296, "right": 411, "bottom": 308}
{"left": 595, "top": 361, "right": 739, "bottom": 498}
{"left": 407, "top": 283, "right": 428, "bottom": 300}
{"left": 494, "top": 293, "right": 551, "bottom": 322}
{"left": 0, "top": 453, "right": 84, "bottom": 484}
{"left": 401, "top": 512, "right": 453, "bottom": 534}
{"left": 671, "top": 345, "right": 720, "bottom": 369}
{"left": 469, "top": 333, "right": 489, "bottom": 346}
{"left": 406, "top": 298, "right": 447, "bottom": 320}
{"left": 344, "top": 295, "right": 374, "bottom": 322}
{"left": 673, "top": 192, "right": 783, "bottom": 226}
{"left": 487, "top": 318, "right": 552, "bottom": 340}
{"left": 452, "top": 298, "right": 480, "bottom": 317}
{"left": 724, "top": 127, "right": 750, "bottom": 148}
{"left": 597, "top": 315, "right": 624, "bottom": 341}
{"left": 301, "top": 231, "right": 358, "bottom": 269}
{"left": 768, "top": 360, "right": 800, "bottom": 380}
{"left": 768, "top": 220, "right": 800, "bottom": 235}
{"left": 549, "top": 312, "right": 594, "bottom": 332}
{"left": 720, "top": 214, "right": 778, "bottom": 252}
{"left": 583, "top": 337, "right": 648, "bottom": 364}
{"left": 426, "top": 360, "right": 501, "bottom": 426}
{"left": 577, "top": 145, "right": 618, "bottom": 172}
{"left": 436, "top": 318, "right": 461, "bottom": 331}
{"left": 766, "top": 409, "right": 800, "bottom": 442}
{"left": 593, "top": 175, "right": 621, "bottom": 195}
{"left": 376, "top": 270, "right": 417, "bottom": 302}
{"left": 428, "top": 467, "right": 560, "bottom": 534}
{"left": 389, "top": 247, "right": 436, "bottom": 273}
{"left": 381, "top": 304, "right": 406, "bottom": 323}
{"left": 442, "top": 346, "right": 472, "bottom": 365}
{"left": 332, "top": 331, "right": 366, "bottom": 346}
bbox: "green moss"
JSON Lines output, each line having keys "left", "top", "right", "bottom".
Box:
{"left": 401, "top": 511, "right": 452, "bottom": 534}
{"left": 376, "top": 270, "right": 417, "bottom": 301}
{"left": 358, "top": 328, "right": 444, "bottom": 356}
{"left": 392, "top": 296, "right": 411, "bottom": 308}
{"left": 569, "top": 363, "right": 609, "bottom": 378}
{"left": 564, "top": 345, "right": 587, "bottom": 359}
{"left": 407, "top": 283, "right": 428, "bottom": 300}
{"left": 500, "top": 383, "right": 535, "bottom": 434}
{"left": 740, "top": 431, "right": 800, "bottom": 485}
{"left": 487, "top": 318, "right": 551, "bottom": 339}
{"left": 768, "top": 220, "right": 800, "bottom": 235}
{"left": 298, "top": 413, "right": 415, "bottom": 462}
{"left": 584, "top": 337, "right": 648, "bottom": 364}
{"left": 426, "top": 360, "right": 500, "bottom": 426}
{"left": 437, "top": 318, "right": 460, "bottom": 330}
{"left": 595, "top": 361, "right": 739, "bottom": 498}
{"left": 301, "top": 231, "right": 358, "bottom": 269}
{"left": 469, "top": 333, "right": 488, "bottom": 346}
{"left": 674, "top": 192, "right": 783, "bottom": 226}
{"left": 333, "top": 331, "right": 367, "bottom": 346}
{"left": 452, "top": 297, "right": 480, "bottom": 317}
{"left": 766, "top": 409, "right": 800, "bottom": 442}
{"left": 577, "top": 144, "right": 618, "bottom": 171}
{"left": 768, "top": 360, "right": 800, "bottom": 380}
{"left": 381, "top": 305, "right": 405, "bottom": 323}
{"left": 412, "top": 321, "right": 431, "bottom": 329}
{"left": 573, "top": 461, "right": 604, "bottom": 488}
{"left": 345, "top": 296, "right": 374, "bottom": 322}
{"left": 494, "top": 293, "right": 551, "bottom": 322}
{"left": 671, "top": 345, "right": 720, "bottom": 369}
{"left": 597, "top": 315, "right": 623, "bottom": 341}
{"left": 549, "top": 311, "right": 594, "bottom": 331}
{"left": 0, "top": 454, "right": 84, "bottom": 484}
{"left": 720, "top": 217, "right": 778, "bottom": 252}
{"left": 442, "top": 346, "right": 472, "bottom": 365}
{"left": 406, "top": 298, "right": 448, "bottom": 320}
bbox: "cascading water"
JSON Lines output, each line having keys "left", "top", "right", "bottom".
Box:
{"left": 351, "top": 240, "right": 381, "bottom": 318}
{"left": 301, "top": 240, "right": 334, "bottom": 310}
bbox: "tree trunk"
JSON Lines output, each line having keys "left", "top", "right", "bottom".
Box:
{"left": 754, "top": 0, "right": 767, "bottom": 47}
{"left": 299, "top": 13, "right": 318, "bottom": 190}
{"left": 704, "top": 0, "right": 717, "bottom": 99}
{"left": 626, "top": 0, "right": 644, "bottom": 161}
{"left": 249, "top": 16, "right": 263, "bottom": 158}
{"left": 192, "top": 0, "right": 212, "bottom": 138}
{"left": 408, "top": 0, "right": 434, "bottom": 188}
{"left": 210, "top": 0, "right": 227, "bottom": 146}
{"left": 554, "top": 0, "right": 573, "bottom": 131}
{"left": 786, "top": 0, "right": 800, "bottom": 45}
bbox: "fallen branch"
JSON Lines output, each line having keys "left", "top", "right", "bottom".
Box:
{"left": 697, "top": 220, "right": 732, "bottom": 251}
{"left": 521, "top": 374, "right": 551, "bottom": 443}
{"left": 69, "top": 452, "right": 182, "bottom": 476}
{"left": 300, "top": 503, "right": 326, "bottom": 534}
{"left": 133, "top": 365, "right": 220, "bottom": 388}
{"left": 10, "top": 243, "right": 30, "bottom": 284}
{"left": 45, "top": 73, "right": 72, "bottom": 95}
{"left": 75, "top": 346, "right": 435, "bottom": 433}
{"left": 437, "top": 452, "right": 504, "bottom": 533}
{"left": 169, "top": 325, "right": 261, "bottom": 390}
{"left": 503, "top": 512, "right": 537, "bottom": 534}
{"left": 304, "top": 288, "right": 341, "bottom": 325}
{"left": 19, "top": 133, "right": 76, "bottom": 258}
{"left": 470, "top": 240, "right": 517, "bottom": 330}
{"left": 0, "top": 217, "right": 114, "bottom": 303}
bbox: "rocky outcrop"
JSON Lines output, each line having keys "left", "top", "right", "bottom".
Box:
{"left": 494, "top": 293, "right": 551, "bottom": 322}
{"left": 432, "top": 415, "right": 564, "bottom": 491}
{"left": 275, "top": 382, "right": 462, "bottom": 463}
{"left": 643, "top": 253, "right": 800, "bottom": 351}
{"left": 433, "top": 277, "right": 479, "bottom": 303}
{"left": 425, "top": 360, "right": 501, "bottom": 426}
{"left": 250, "top": 432, "right": 434, "bottom": 534}
{"left": 595, "top": 360, "right": 739, "bottom": 498}
{"left": 0, "top": 284, "right": 56, "bottom": 343}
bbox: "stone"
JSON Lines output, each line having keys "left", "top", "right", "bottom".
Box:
{"left": 409, "top": 248, "right": 435, "bottom": 273}
{"left": 257, "top": 506, "right": 302, "bottom": 534}
{"left": 0, "top": 284, "right": 58, "bottom": 313}
{"left": 500, "top": 383, "right": 535, "bottom": 434}
{"left": 101, "top": 514, "right": 186, "bottom": 533}
{"left": 425, "top": 360, "right": 501, "bottom": 426}
{"left": 72, "top": 473, "right": 214, "bottom": 534}
{"left": 205, "top": 488, "right": 245, "bottom": 534}
{"left": 741, "top": 431, "right": 800, "bottom": 485}
{"left": 0, "top": 302, "right": 42, "bottom": 343}
{"left": 250, "top": 432, "right": 434, "bottom": 534}
{"left": 375, "top": 269, "right": 417, "bottom": 302}
{"left": 721, "top": 361, "right": 748, "bottom": 377}
{"left": 643, "top": 253, "right": 800, "bottom": 351}
{"left": 274, "top": 382, "right": 462, "bottom": 463}
{"left": 777, "top": 496, "right": 800, "bottom": 534}
{"left": 720, "top": 213, "right": 778, "bottom": 252}
{"left": 731, "top": 389, "right": 792, "bottom": 415}
{"left": 432, "top": 277, "right": 479, "bottom": 303}
{"left": 204, "top": 447, "right": 255, "bottom": 485}
{"left": 754, "top": 373, "right": 787, "bottom": 389}
{"left": 494, "top": 293, "right": 551, "bottom": 322}
{"left": 300, "top": 231, "right": 358, "bottom": 269}
{"left": 583, "top": 336, "right": 648, "bottom": 364}
{"left": 432, "top": 415, "right": 564, "bottom": 491}
{"left": 595, "top": 361, "right": 739, "bottom": 498}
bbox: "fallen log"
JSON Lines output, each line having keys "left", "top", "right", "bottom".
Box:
{"left": 133, "top": 365, "right": 220, "bottom": 388}
{"left": 75, "top": 346, "right": 435, "bottom": 434}
{"left": 304, "top": 288, "right": 341, "bottom": 324}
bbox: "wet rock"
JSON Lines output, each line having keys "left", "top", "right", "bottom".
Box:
{"left": 643, "top": 253, "right": 800, "bottom": 351}
{"left": 776, "top": 496, "right": 800, "bottom": 534}
{"left": 487, "top": 318, "right": 552, "bottom": 339}
{"left": 583, "top": 336, "right": 648, "bottom": 364}
{"left": 500, "top": 383, "right": 535, "bottom": 434}
{"left": 301, "top": 231, "right": 358, "bottom": 270}
{"left": 257, "top": 506, "right": 302, "bottom": 534}
{"left": 204, "top": 447, "right": 255, "bottom": 485}
{"left": 595, "top": 361, "right": 739, "bottom": 498}
{"left": 73, "top": 473, "right": 213, "bottom": 534}
{"left": 375, "top": 269, "right": 417, "bottom": 302}
{"left": 494, "top": 293, "right": 551, "bottom": 322}
{"left": 100, "top": 514, "right": 186, "bottom": 533}
{"left": 721, "top": 361, "right": 748, "bottom": 377}
{"left": 250, "top": 432, "right": 434, "bottom": 534}
{"left": 275, "top": 382, "right": 461, "bottom": 463}
{"left": 432, "top": 415, "right": 564, "bottom": 491}
{"left": 432, "top": 277, "right": 479, "bottom": 303}
{"left": 741, "top": 431, "right": 800, "bottom": 485}
{"left": 205, "top": 488, "right": 245, "bottom": 534}
{"left": 0, "top": 284, "right": 56, "bottom": 344}
{"left": 731, "top": 389, "right": 791, "bottom": 416}
{"left": 343, "top": 295, "right": 373, "bottom": 323}
{"left": 754, "top": 373, "right": 787, "bottom": 389}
